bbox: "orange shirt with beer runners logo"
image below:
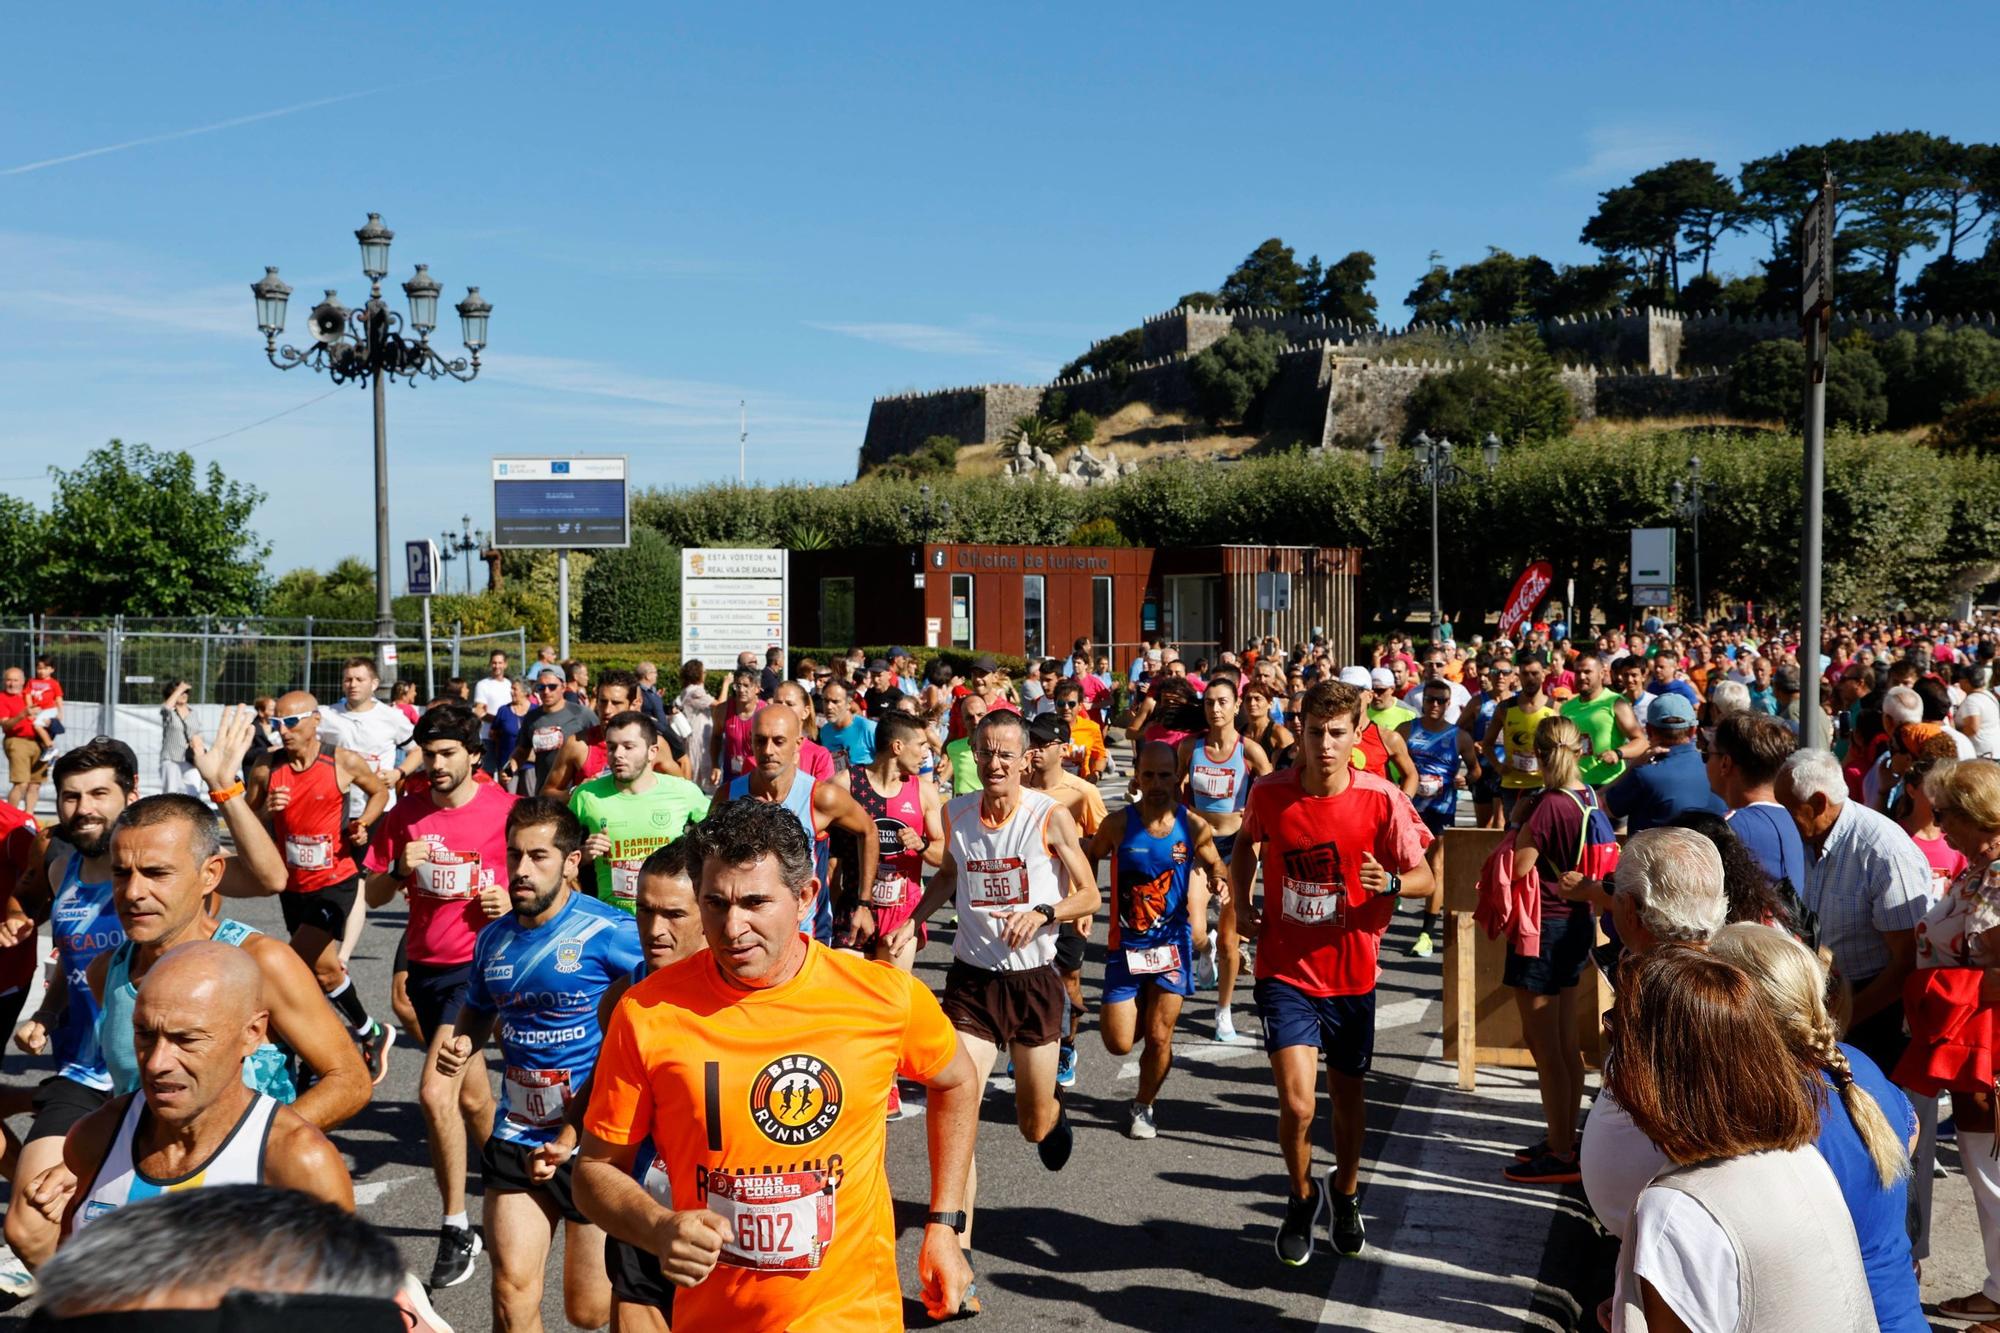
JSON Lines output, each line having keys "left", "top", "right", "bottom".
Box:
{"left": 586, "top": 938, "right": 958, "bottom": 1332}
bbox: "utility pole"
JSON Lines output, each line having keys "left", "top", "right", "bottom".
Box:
{"left": 739, "top": 399, "right": 747, "bottom": 484}
{"left": 1799, "top": 171, "right": 1836, "bottom": 752}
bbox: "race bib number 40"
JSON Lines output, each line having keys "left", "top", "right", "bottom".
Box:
{"left": 415, "top": 849, "right": 480, "bottom": 900}
{"left": 708, "top": 1169, "right": 836, "bottom": 1273}
{"left": 965, "top": 857, "right": 1029, "bottom": 910}
{"left": 503, "top": 1066, "right": 572, "bottom": 1128}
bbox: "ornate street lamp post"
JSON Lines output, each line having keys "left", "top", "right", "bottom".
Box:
{"left": 253, "top": 214, "right": 490, "bottom": 673}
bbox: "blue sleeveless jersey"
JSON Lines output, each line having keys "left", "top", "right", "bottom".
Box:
{"left": 51, "top": 851, "right": 121, "bottom": 1091}
{"left": 464, "top": 889, "right": 641, "bottom": 1146}
{"left": 1405, "top": 721, "right": 1463, "bottom": 817}
{"left": 1187, "top": 737, "right": 1250, "bottom": 815}
{"left": 728, "top": 773, "right": 832, "bottom": 943}
{"left": 1109, "top": 805, "right": 1195, "bottom": 951}
{"left": 100, "top": 919, "right": 295, "bottom": 1102}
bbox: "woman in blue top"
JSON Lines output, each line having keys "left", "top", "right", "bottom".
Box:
{"left": 1711, "top": 922, "right": 1925, "bottom": 1333}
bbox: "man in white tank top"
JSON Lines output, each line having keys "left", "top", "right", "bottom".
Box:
{"left": 886, "top": 711, "right": 1101, "bottom": 1262}
{"left": 24, "top": 940, "right": 352, "bottom": 1238}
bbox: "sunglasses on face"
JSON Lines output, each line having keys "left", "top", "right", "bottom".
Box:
{"left": 277, "top": 713, "right": 313, "bottom": 729}
{"left": 536, "top": 681, "right": 565, "bottom": 693}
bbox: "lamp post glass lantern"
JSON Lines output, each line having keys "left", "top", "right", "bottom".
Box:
{"left": 253, "top": 215, "right": 489, "bottom": 674}
{"left": 1375, "top": 431, "right": 1496, "bottom": 642}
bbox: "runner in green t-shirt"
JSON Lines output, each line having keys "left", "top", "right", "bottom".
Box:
{"left": 569, "top": 710, "right": 710, "bottom": 912}
{"left": 1558, "top": 649, "right": 1647, "bottom": 789}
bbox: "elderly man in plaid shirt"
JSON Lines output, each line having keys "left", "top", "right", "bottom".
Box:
{"left": 1775, "top": 748, "right": 1933, "bottom": 1071}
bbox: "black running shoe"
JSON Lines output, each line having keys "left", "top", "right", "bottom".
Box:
{"left": 1274, "top": 1185, "right": 1325, "bottom": 1266}
{"left": 1328, "top": 1186, "right": 1366, "bottom": 1257}
{"left": 1513, "top": 1137, "right": 1549, "bottom": 1163}
{"left": 428, "top": 1223, "right": 482, "bottom": 1290}
{"left": 1503, "top": 1151, "right": 1581, "bottom": 1185}
{"left": 356, "top": 1019, "right": 394, "bottom": 1086}
{"left": 1037, "top": 1104, "right": 1074, "bottom": 1171}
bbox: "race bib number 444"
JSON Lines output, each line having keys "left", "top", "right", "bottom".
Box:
{"left": 708, "top": 1169, "right": 836, "bottom": 1273}
{"left": 1280, "top": 877, "right": 1345, "bottom": 928}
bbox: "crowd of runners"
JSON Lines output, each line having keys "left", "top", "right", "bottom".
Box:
{"left": 7, "top": 620, "right": 2000, "bottom": 1328}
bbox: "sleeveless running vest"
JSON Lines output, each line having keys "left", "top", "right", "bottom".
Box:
{"left": 850, "top": 770, "right": 925, "bottom": 912}
{"left": 73, "top": 1091, "right": 279, "bottom": 1233}
{"left": 1562, "top": 690, "right": 1627, "bottom": 787}
{"left": 51, "top": 849, "right": 120, "bottom": 1091}
{"left": 728, "top": 772, "right": 832, "bottom": 943}
{"left": 1188, "top": 737, "right": 1250, "bottom": 815}
{"left": 945, "top": 787, "right": 1062, "bottom": 972}
{"left": 1109, "top": 804, "right": 1194, "bottom": 951}
{"left": 101, "top": 920, "right": 296, "bottom": 1103}
{"left": 1500, "top": 700, "right": 1557, "bottom": 790}
{"left": 268, "top": 751, "right": 357, "bottom": 891}
{"left": 1404, "top": 721, "right": 1463, "bottom": 815}
{"left": 1351, "top": 721, "right": 1391, "bottom": 776}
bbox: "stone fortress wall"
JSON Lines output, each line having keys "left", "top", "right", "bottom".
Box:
{"left": 859, "top": 302, "right": 2000, "bottom": 469}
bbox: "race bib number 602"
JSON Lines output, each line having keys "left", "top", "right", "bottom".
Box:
{"left": 707, "top": 1169, "right": 836, "bottom": 1273}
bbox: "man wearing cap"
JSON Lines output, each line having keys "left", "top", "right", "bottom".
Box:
{"left": 889, "top": 649, "right": 920, "bottom": 696}
{"left": 1602, "top": 693, "right": 1726, "bottom": 834}
{"left": 1337, "top": 668, "right": 1418, "bottom": 796}
{"left": 1773, "top": 664, "right": 1806, "bottom": 732}
{"left": 502, "top": 664, "right": 595, "bottom": 796}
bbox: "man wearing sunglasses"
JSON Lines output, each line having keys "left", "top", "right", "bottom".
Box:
{"left": 1048, "top": 681, "right": 1106, "bottom": 782}
{"left": 246, "top": 692, "right": 394, "bottom": 1084}
{"left": 500, "top": 665, "right": 593, "bottom": 796}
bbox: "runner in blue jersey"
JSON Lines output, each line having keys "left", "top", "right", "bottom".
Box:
{"left": 590, "top": 838, "right": 704, "bottom": 1333}
{"left": 1086, "top": 741, "right": 1231, "bottom": 1140}
{"left": 725, "top": 704, "right": 875, "bottom": 948}
{"left": 434, "top": 795, "right": 641, "bottom": 1333}
{"left": 0, "top": 739, "right": 138, "bottom": 1273}
{"left": 1399, "top": 680, "right": 1486, "bottom": 956}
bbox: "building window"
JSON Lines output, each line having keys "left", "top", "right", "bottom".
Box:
{"left": 1023, "top": 575, "right": 1045, "bottom": 661}
{"left": 1092, "top": 576, "right": 1113, "bottom": 651}
{"left": 950, "top": 574, "right": 975, "bottom": 648}
{"left": 820, "top": 577, "right": 855, "bottom": 647}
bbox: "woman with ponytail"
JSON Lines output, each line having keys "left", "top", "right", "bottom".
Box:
{"left": 1711, "top": 922, "right": 1924, "bottom": 1333}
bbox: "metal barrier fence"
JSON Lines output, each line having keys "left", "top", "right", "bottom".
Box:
{"left": 0, "top": 615, "right": 528, "bottom": 712}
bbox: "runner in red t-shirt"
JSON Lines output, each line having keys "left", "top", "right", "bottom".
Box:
{"left": 362, "top": 701, "right": 513, "bottom": 1291}
{"left": 1231, "top": 678, "right": 1431, "bottom": 1267}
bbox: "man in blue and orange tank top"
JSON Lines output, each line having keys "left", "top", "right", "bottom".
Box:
{"left": 247, "top": 690, "right": 394, "bottom": 1083}
{"left": 1086, "top": 741, "right": 1230, "bottom": 1141}
{"left": 1232, "top": 679, "right": 1433, "bottom": 1267}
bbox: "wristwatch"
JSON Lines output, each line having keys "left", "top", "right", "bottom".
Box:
{"left": 1379, "top": 871, "right": 1402, "bottom": 897}
{"left": 927, "top": 1211, "right": 968, "bottom": 1234}
{"left": 1033, "top": 903, "right": 1057, "bottom": 925}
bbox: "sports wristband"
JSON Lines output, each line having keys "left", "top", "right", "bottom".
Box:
{"left": 208, "top": 780, "right": 245, "bottom": 805}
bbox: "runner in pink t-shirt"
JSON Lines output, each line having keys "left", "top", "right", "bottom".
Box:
{"left": 359, "top": 702, "right": 513, "bottom": 1279}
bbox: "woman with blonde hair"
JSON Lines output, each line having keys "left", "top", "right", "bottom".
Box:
{"left": 1711, "top": 922, "right": 1923, "bottom": 1332}
{"left": 1502, "top": 715, "right": 1619, "bottom": 1185}
{"left": 1900, "top": 758, "right": 2000, "bottom": 1325}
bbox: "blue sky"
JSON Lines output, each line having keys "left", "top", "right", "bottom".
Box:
{"left": 4, "top": 3, "right": 1996, "bottom": 581}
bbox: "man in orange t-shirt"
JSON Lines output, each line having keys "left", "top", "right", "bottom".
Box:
{"left": 578, "top": 799, "right": 981, "bottom": 1331}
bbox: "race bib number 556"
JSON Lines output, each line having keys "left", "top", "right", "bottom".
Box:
{"left": 708, "top": 1169, "right": 836, "bottom": 1273}
{"left": 966, "top": 857, "right": 1029, "bottom": 910}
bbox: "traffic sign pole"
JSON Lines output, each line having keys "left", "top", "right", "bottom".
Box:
{"left": 1799, "top": 175, "right": 1835, "bottom": 752}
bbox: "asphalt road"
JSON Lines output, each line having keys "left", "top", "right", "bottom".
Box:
{"left": 0, "top": 780, "right": 1453, "bottom": 1332}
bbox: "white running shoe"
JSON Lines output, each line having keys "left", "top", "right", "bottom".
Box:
{"left": 0, "top": 1241, "right": 34, "bottom": 1298}
{"left": 1214, "top": 1009, "right": 1240, "bottom": 1044}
